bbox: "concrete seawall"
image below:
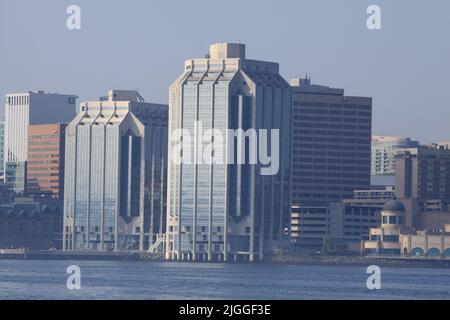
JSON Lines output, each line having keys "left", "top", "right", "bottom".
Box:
{"left": 268, "top": 254, "right": 450, "bottom": 268}
{"left": 2, "top": 250, "right": 450, "bottom": 268}
{"left": 0, "top": 250, "right": 165, "bottom": 261}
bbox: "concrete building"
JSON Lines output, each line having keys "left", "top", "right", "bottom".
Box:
{"left": 165, "top": 43, "right": 291, "bottom": 262}
{"left": 292, "top": 186, "right": 393, "bottom": 252}
{"left": 0, "top": 196, "right": 63, "bottom": 250}
{"left": 290, "top": 77, "right": 372, "bottom": 247}
{"left": 27, "top": 123, "right": 67, "bottom": 199}
{"left": 363, "top": 200, "right": 450, "bottom": 257}
{"left": 329, "top": 186, "right": 394, "bottom": 239}
{"left": 63, "top": 90, "right": 167, "bottom": 252}
{"left": 395, "top": 144, "right": 450, "bottom": 228}
{"left": 4, "top": 91, "right": 77, "bottom": 193}
{"left": 400, "top": 228, "right": 450, "bottom": 257}
{"left": 370, "top": 174, "right": 395, "bottom": 188}
{"left": 371, "top": 135, "right": 419, "bottom": 176}
{"left": 0, "top": 115, "right": 4, "bottom": 182}
{"left": 364, "top": 200, "right": 406, "bottom": 255}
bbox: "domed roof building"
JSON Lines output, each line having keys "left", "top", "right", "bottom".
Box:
{"left": 363, "top": 199, "right": 406, "bottom": 256}
{"left": 383, "top": 200, "right": 405, "bottom": 212}
{"left": 364, "top": 198, "right": 450, "bottom": 258}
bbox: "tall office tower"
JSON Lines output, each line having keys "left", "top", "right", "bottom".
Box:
{"left": 395, "top": 144, "right": 450, "bottom": 228}
{"left": 27, "top": 123, "right": 67, "bottom": 199}
{"left": 166, "top": 43, "right": 291, "bottom": 262}
{"left": 371, "top": 135, "right": 419, "bottom": 176}
{"left": 290, "top": 77, "right": 372, "bottom": 247}
{"left": 4, "top": 91, "right": 77, "bottom": 193}
{"left": 0, "top": 115, "right": 4, "bottom": 182}
{"left": 63, "top": 90, "right": 168, "bottom": 252}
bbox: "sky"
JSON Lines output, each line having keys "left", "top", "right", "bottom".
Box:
{"left": 0, "top": 0, "right": 449, "bottom": 143}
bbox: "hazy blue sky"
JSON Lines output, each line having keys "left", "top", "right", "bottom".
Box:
{"left": 1, "top": 0, "right": 449, "bottom": 143}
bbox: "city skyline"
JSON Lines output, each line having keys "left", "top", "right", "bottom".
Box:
{"left": 2, "top": 0, "right": 450, "bottom": 304}
{"left": 1, "top": 0, "right": 450, "bottom": 143}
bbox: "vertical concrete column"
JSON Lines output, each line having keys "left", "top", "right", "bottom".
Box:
{"left": 424, "top": 234, "right": 429, "bottom": 257}
{"left": 399, "top": 234, "right": 403, "bottom": 256}
{"left": 408, "top": 235, "right": 412, "bottom": 257}
{"left": 441, "top": 234, "right": 445, "bottom": 258}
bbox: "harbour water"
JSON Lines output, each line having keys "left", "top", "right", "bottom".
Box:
{"left": 0, "top": 260, "right": 449, "bottom": 300}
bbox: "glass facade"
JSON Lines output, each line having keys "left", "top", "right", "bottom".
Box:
{"left": 4, "top": 161, "right": 27, "bottom": 193}
{"left": 0, "top": 116, "right": 4, "bottom": 179}
{"left": 166, "top": 44, "right": 291, "bottom": 262}
{"left": 63, "top": 93, "right": 168, "bottom": 252}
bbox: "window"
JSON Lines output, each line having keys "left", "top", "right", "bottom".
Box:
{"left": 371, "top": 235, "right": 380, "bottom": 241}
{"left": 389, "top": 216, "right": 397, "bottom": 224}
{"left": 384, "top": 235, "right": 399, "bottom": 242}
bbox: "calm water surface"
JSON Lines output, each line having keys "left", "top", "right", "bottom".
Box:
{"left": 0, "top": 260, "right": 449, "bottom": 300}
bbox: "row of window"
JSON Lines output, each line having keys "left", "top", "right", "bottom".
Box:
{"left": 294, "top": 109, "right": 371, "bottom": 117}
{"left": 382, "top": 215, "right": 404, "bottom": 225}
{"left": 294, "top": 156, "right": 370, "bottom": 162}
{"left": 29, "top": 134, "right": 60, "bottom": 140}
{"left": 6, "top": 95, "right": 29, "bottom": 106}
{"left": 293, "top": 102, "right": 371, "bottom": 111}
{"left": 294, "top": 127, "right": 371, "bottom": 133}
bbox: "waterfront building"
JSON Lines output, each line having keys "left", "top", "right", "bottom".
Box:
{"left": 0, "top": 196, "right": 63, "bottom": 250}
{"left": 363, "top": 199, "right": 406, "bottom": 255}
{"left": 329, "top": 186, "right": 394, "bottom": 239}
{"left": 400, "top": 228, "right": 450, "bottom": 257}
{"left": 292, "top": 186, "right": 393, "bottom": 252}
{"left": 27, "top": 123, "right": 67, "bottom": 199}
{"left": 363, "top": 200, "right": 450, "bottom": 257}
{"left": 63, "top": 90, "right": 167, "bottom": 252}
{"left": 290, "top": 77, "right": 372, "bottom": 247}
{"left": 165, "top": 43, "right": 291, "bottom": 262}
{"left": 371, "top": 135, "right": 419, "bottom": 176}
{"left": 4, "top": 91, "right": 77, "bottom": 193}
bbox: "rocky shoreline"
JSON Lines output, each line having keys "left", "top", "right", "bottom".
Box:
{"left": 267, "top": 254, "right": 450, "bottom": 269}
{"left": 139, "top": 252, "right": 450, "bottom": 268}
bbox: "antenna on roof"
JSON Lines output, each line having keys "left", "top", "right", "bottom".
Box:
{"left": 305, "top": 73, "right": 312, "bottom": 83}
